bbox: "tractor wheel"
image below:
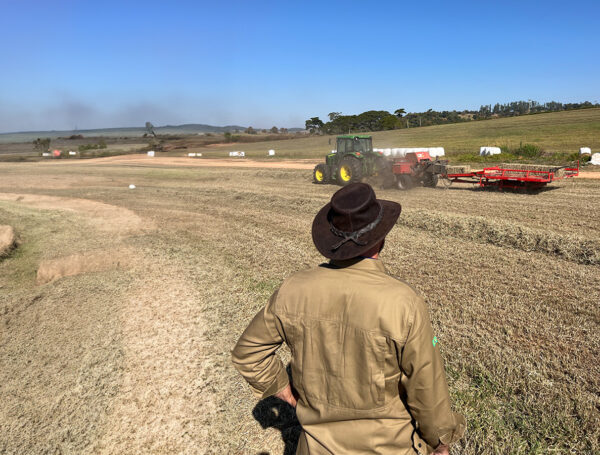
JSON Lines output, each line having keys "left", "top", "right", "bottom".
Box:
{"left": 337, "top": 156, "right": 362, "bottom": 186}
{"left": 375, "top": 157, "right": 396, "bottom": 189}
{"left": 423, "top": 173, "right": 439, "bottom": 188}
{"left": 397, "top": 174, "right": 414, "bottom": 190}
{"left": 313, "top": 163, "right": 330, "bottom": 184}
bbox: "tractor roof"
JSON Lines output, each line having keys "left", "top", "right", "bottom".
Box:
{"left": 337, "top": 135, "right": 372, "bottom": 139}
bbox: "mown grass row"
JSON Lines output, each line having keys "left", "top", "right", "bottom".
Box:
{"left": 399, "top": 209, "right": 600, "bottom": 265}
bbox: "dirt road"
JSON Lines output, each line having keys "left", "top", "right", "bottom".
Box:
{"left": 54, "top": 154, "right": 319, "bottom": 169}
{"left": 44, "top": 154, "right": 600, "bottom": 178}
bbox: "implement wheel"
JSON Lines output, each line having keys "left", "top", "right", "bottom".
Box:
{"left": 423, "top": 173, "right": 439, "bottom": 188}
{"left": 313, "top": 163, "right": 330, "bottom": 184}
{"left": 397, "top": 174, "right": 414, "bottom": 190}
{"left": 337, "top": 156, "right": 362, "bottom": 186}
{"left": 375, "top": 157, "right": 396, "bottom": 189}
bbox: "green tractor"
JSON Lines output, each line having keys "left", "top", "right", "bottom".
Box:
{"left": 313, "top": 135, "right": 393, "bottom": 187}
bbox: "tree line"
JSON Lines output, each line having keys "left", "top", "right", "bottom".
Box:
{"left": 305, "top": 100, "right": 600, "bottom": 134}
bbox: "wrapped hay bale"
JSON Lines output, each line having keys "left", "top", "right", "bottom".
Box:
{"left": 500, "top": 163, "right": 566, "bottom": 177}
{"left": 445, "top": 165, "right": 471, "bottom": 174}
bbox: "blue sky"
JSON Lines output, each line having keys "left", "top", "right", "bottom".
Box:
{"left": 0, "top": 0, "right": 598, "bottom": 132}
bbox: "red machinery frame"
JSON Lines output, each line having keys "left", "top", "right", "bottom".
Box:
{"left": 444, "top": 162, "right": 579, "bottom": 191}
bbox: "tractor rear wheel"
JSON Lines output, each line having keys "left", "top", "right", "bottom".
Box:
{"left": 397, "top": 174, "right": 414, "bottom": 190}
{"left": 337, "top": 156, "right": 362, "bottom": 186}
{"left": 313, "top": 163, "right": 330, "bottom": 184}
{"left": 423, "top": 173, "right": 439, "bottom": 188}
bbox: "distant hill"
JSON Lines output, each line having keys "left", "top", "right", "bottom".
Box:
{"left": 0, "top": 124, "right": 304, "bottom": 144}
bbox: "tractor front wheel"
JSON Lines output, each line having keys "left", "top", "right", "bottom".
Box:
{"left": 313, "top": 163, "right": 330, "bottom": 184}
{"left": 337, "top": 156, "right": 362, "bottom": 186}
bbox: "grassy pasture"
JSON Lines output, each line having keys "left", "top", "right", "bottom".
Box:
{"left": 195, "top": 108, "right": 600, "bottom": 161}
{"left": 2, "top": 108, "right": 599, "bottom": 165}
{"left": 0, "top": 161, "right": 598, "bottom": 454}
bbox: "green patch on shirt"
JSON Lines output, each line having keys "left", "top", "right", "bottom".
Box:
{"left": 432, "top": 336, "right": 439, "bottom": 347}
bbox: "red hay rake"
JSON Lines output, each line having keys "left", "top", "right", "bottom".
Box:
{"left": 443, "top": 162, "right": 580, "bottom": 191}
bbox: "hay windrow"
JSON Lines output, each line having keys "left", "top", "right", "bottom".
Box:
{"left": 0, "top": 225, "right": 17, "bottom": 258}
{"left": 36, "top": 249, "right": 133, "bottom": 285}
{"left": 399, "top": 210, "right": 600, "bottom": 265}
{"left": 445, "top": 165, "right": 471, "bottom": 174}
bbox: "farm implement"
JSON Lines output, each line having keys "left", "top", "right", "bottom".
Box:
{"left": 313, "top": 135, "right": 579, "bottom": 192}
{"left": 442, "top": 163, "right": 579, "bottom": 191}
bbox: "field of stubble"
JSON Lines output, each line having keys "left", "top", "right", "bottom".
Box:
{"left": 0, "top": 160, "right": 598, "bottom": 454}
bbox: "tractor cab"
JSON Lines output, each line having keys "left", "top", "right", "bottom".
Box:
{"left": 334, "top": 135, "right": 374, "bottom": 157}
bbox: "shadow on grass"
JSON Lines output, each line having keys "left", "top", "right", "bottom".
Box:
{"left": 252, "top": 395, "right": 301, "bottom": 455}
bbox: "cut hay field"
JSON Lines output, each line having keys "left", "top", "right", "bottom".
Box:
{"left": 0, "top": 160, "right": 598, "bottom": 454}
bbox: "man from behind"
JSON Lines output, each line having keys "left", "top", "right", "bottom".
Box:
{"left": 232, "top": 182, "right": 465, "bottom": 454}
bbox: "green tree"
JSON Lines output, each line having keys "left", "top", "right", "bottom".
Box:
{"left": 270, "top": 126, "right": 279, "bottom": 134}
{"left": 145, "top": 121, "right": 156, "bottom": 137}
{"left": 305, "top": 117, "right": 324, "bottom": 134}
{"left": 245, "top": 126, "right": 257, "bottom": 134}
{"left": 381, "top": 115, "right": 400, "bottom": 130}
{"left": 33, "top": 137, "right": 51, "bottom": 154}
{"left": 394, "top": 108, "right": 406, "bottom": 118}
{"left": 328, "top": 112, "right": 341, "bottom": 121}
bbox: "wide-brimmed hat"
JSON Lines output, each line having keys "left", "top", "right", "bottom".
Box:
{"left": 312, "top": 183, "right": 401, "bottom": 260}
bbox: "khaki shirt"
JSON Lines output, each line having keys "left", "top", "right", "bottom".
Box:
{"left": 232, "top": 258, "right": 465, "bottom": 454}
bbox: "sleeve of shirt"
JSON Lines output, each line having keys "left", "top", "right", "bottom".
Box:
{"left": 231, "top": 289, "right": 290, "bottom": 400}
{"left": 398, "top": 296, "right": 466, "bottom": 449}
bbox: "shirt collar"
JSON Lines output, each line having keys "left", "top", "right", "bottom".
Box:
{"left": 327, "top": 257, "right": 386, "bottom": 273}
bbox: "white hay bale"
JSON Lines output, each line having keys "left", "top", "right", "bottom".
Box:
{"left": 480, "top": 146, "right": 501, "bottom": 156}
{"left": 196, "top": 153, "right": 202, "bottom": 157}
{"left": 268, "top": 149, "right": 275, "bottom": 156}
{"left": 188, "top": 153, "right": 197, "bottom": 157}
{"left": 590, "top": 153, "right": 600, "bottom": 166}
{"left": 68, "top": 151, "right": 77, "bottom": 156}
{"left": 42, "top": 152, "right": 51, "bottom": 157}
{"left": 580, "top": 147, "right": 591, "bottom": 155}
{"left": 147, "top": 150, "right": 155, "bottom": 157}
{"left": 429, "top": 147, "right": 445, "bottom": 157}
{"left": 331, "top": 150, "right": 337, "bottom": 154}
{"left": 129, "top": 184, "right": 136, "bottom": 189}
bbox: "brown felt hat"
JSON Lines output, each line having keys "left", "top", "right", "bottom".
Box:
{"left": 312, "top": 183, "right": 401, "bottom": 260}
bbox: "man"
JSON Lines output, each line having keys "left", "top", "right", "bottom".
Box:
{"left": 232, "top": 182, "right": 465, "bottom": 454}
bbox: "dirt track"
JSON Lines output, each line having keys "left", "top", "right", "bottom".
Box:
{"left": 54, "top": 154, "right": 319, "bottom": 169}
{"left": 44, "top": 154, "right": 600, "bottom": 178}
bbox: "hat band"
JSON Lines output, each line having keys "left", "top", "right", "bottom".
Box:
{"left": 328, "top": 205, "right": 384, "bottom": 251}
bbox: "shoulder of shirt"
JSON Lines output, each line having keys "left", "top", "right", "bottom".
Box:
{"left": 276, "top": 262, "right": 423, "bottom": 304}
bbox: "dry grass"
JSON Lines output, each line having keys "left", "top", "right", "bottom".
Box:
{"left": 0, "top": 161, "right": 598, "bottom": 454}
{"left": 399, "top": 209, "right": 600, "bottom": 265}
{"left": 0, "top": 225, "right": 16, "bottom": 257}
{"left": 445, "top": 165, "right": 471, "bottom": 174}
